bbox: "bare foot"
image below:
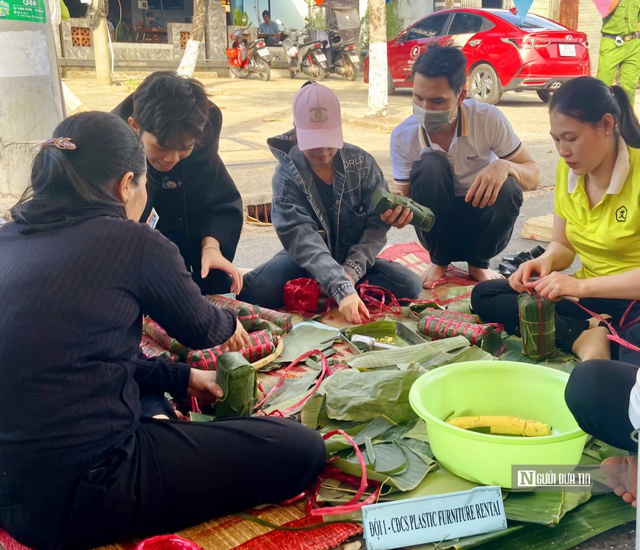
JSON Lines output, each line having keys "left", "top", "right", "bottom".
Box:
{"left": 468, "top": 265, "right": 504, "bottom": 282}
{"left": 571, "top": 326, "right": 611, "bottom": 361}
{"left": 421, "top": 263, "right": 448, "bottom": 288}
{"left": 601, "top": 455, "right": 638, "bottom": 507}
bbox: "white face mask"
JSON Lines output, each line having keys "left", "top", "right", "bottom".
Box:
{"left": 413, "top": 94, "right": 461, "bottom": 133}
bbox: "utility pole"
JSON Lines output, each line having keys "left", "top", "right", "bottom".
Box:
{"left": 0, "top": 0, "right": 65, "bottom": 195}
{"left": 177, "top": 0, "right": 205, "bottom": 77}
{"left": 367, "top": 0, "right": 388, "bottom": 117}
{"left": 88, "top": 0, "right": 111, "bottom": 85}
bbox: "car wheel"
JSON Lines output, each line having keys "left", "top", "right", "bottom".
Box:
{"left": 537, "top": 90, "right": 552, "bottom": 103}
{"left": 468, "top": 63, "right": 502, "bottom": 105}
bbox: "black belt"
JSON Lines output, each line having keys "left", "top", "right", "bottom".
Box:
{"left": 602, "top": 32, "right": 639, "bottom": 45}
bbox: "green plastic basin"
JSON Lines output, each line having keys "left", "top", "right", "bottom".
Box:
{"left": 409, "top": 361, "right": 587, "bottom": 488}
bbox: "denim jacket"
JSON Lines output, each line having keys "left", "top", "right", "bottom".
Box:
{"left": 268, "top": 130, "right": 390, "bottom": 303}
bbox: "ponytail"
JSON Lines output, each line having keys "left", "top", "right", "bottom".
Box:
{"left": 611, "top": 85, "right": 640, "bottom": 148}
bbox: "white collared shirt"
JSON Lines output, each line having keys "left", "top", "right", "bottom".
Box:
{"left": 390, "top": 99, "right": 522, "bottom": 197}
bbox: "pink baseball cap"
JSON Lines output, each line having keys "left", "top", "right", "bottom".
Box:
{"left": 292, "top": 83, "right": 344, "bottom": 151}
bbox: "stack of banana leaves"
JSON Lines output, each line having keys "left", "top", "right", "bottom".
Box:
{"left": 242, "top": 321, "right": 631, "bottom": 549}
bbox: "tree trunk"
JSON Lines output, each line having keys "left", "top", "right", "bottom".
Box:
{"left": 177, "top": 0, "right": 206, "bottom": 77}
{"left": 93, "top": 15, "right": 112, "bottom": 85}
{"left": 367, "top": 0, "right": 388, "bottom": 117}
{"left": 89, "top": 0, "right": 111, "bottom": 85}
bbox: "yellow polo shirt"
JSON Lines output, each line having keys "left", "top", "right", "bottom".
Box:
{"left": 554, "top": 139, "right": 640, "bottom": 279}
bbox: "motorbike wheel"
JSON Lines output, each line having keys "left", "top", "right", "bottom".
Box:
{"left": 342, "top": 57, "right": 357, "bottom": 81}
{"left": 257, "top": 58, "right": 271, "bottom": 81}
{"left": 229, "top": 66, "right": 249, "bottom": 79}
{"left": 309, "top": 61, "right": 327, "bottom": 81}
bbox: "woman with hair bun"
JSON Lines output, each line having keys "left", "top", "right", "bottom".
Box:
{"left": 0, "top": 112, "right": 326, "bottom": 549}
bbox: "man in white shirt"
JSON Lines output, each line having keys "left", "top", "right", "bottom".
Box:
{"left": 383, "top": 45, "right": 540, "bottom": 287}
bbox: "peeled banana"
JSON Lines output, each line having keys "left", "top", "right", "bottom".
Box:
{"left": 446, "top": 415, "right": 551, "bottom": 437}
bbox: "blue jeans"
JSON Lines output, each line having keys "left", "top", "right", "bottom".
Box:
{"left": 239, "top": 250, "right": 422, "bottom": 310}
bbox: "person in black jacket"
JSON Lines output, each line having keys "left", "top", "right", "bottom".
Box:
{"left": 0, "top": 112, "right": 326, "bottom": 550}
{"left": 112, "top": 71, "right": 244, "bottom": 295}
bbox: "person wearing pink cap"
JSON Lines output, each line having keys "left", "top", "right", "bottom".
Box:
{"left": 240, "top": 82, "right": 422, "bottom": 323}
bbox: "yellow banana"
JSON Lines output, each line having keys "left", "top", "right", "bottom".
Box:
{"left": 446, "top": 415, "right": 551, "bottom": 437}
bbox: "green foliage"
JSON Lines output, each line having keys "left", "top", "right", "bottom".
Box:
{"left": 360, "top": 0, "right": 404, "bottom": 50}
{"left": 233, "top": 7, "right": 250, "bottom": 26}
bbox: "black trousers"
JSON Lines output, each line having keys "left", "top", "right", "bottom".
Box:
{"left": 565, "top": 357, "right": 640, "bottom": 453}
{"left": 471, "top": 278, "right": 640, "bottom": 352}
{"left": 1, "top": 417, "right": 327, "bottom": 550}
{"left": 410, "top": 153, "right": 523, "bottom": 269}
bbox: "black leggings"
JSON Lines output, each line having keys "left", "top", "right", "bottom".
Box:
{"left": 1, "top": 417, "right": 327, "bottom": 550}
{"left": 565, "top": 359, "right": 639, "bottom": 453}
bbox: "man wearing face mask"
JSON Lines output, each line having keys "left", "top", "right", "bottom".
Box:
{"left": 383, "top": 45, "right": 540, "bottom": 287}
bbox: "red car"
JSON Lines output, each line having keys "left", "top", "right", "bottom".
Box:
{"left": 364, "top": 8, "right": 590, "bottom": 104}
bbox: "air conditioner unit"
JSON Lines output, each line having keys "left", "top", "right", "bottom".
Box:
{"left": 138, "top": 0, "right": 148, "bottom": 9}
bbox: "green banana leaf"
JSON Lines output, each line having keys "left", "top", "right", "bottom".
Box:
{"left": 272, "top": 322, "right": 339, "bottom": 364}
{"left": 470, "top": 494, "right": 635, "bottom": 550}
{"left": 321, "top": 368, "right": 422, "bottom": 423}
{"left": 263, "top": 370, "right": 319, "bottom": 408}
{"left": 214, "top": 352, "right": 256, "bottom": 418}
{"left": 500, "top": 335, "right": 579, "bottom": 373}
{"left": 346, "top": 336, "right": 471, "bottom": 371}
{"left": 502, "top": 490, "right": 591, "bottom": 526}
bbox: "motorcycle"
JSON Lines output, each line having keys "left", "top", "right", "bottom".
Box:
{"left": 279, "top": 25, "right": 328, "bottom": 81}
{"left": 225, "top": 29, "right": 271, "bottom": 81}
{"left": 318, "top": 29, "right": 360, "bottom": 81}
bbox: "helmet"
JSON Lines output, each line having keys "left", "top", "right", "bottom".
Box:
{"left": 241, "top": 28, "right": 250, "bottom": 35}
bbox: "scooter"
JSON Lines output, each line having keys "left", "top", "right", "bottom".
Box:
{"left": 225, "top": 29, "right": 271, "bottom": 81}
{"left": 322, "top": 30, "right": 359, "bottom": 81}
{"left": 280, "top": 26, "right": 328, "bottom": 81}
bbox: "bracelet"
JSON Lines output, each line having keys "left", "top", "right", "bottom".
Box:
{"left": 201, "top": 245, "right": 221, "bottom": 256}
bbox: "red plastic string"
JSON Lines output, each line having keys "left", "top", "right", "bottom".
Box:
{"left": 357, "top": 283, "right": 403, "bottom": 316}
{"left": 619, "top": 299, "right": 640, "bottom": 329}
{"left": 564, "top": 298, "right": 640, "bottom": 352}
{"left": 135, "top": 535, "right": 203, "bottom": 550}
{"left": 308, "top": 430, "right": 376, "bottom": 516}
{"left": 190, "top": 396, "right": 201, "bottom": 415}
{"left": 283, "top": 278, "right": 332, "bottom": 316}
{"left": 254, "top": 349, "right": 328, "bottom": 414}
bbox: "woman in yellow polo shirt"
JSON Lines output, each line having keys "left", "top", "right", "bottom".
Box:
{"left": 471, "top": 76, "right": 640, "bottom": 361}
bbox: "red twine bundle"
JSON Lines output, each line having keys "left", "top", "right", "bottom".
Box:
{"left": 283, "top": 278, "right": 331, "bottom": 316}
{"left": 135, "top": 535, "right": 203, "bottom": 550}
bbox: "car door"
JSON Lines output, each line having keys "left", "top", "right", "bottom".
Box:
{"left": 389, "top": 12, "right": 451, "bottom": 86}
{"left": 445, "top": 12, "right": 489, "bottom": 67}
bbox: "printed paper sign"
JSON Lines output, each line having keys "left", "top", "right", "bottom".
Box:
{"left": 0, "top": 0, "right": 46, "bottom": 23}
{"left": 362, "top": 486, "right": 507, "bottom": 550}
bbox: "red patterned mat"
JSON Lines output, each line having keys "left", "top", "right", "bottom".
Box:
{"left": 377, "top": 241, "right": 473, "bottom": 281}
{"left": 0, "top": 502, "right": 361, "bottom": 550}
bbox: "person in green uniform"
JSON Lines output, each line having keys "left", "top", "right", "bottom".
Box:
{"left": 597, "top": 0, "right": 640, "bottom": 103}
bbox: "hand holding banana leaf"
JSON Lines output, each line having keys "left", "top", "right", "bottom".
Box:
{"left": 187, "top": 369, "right": 223, "bottom": 403}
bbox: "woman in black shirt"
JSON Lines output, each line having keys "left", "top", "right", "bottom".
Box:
{"left": 0, "top": 112, "right": 326, "bottom": 549}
